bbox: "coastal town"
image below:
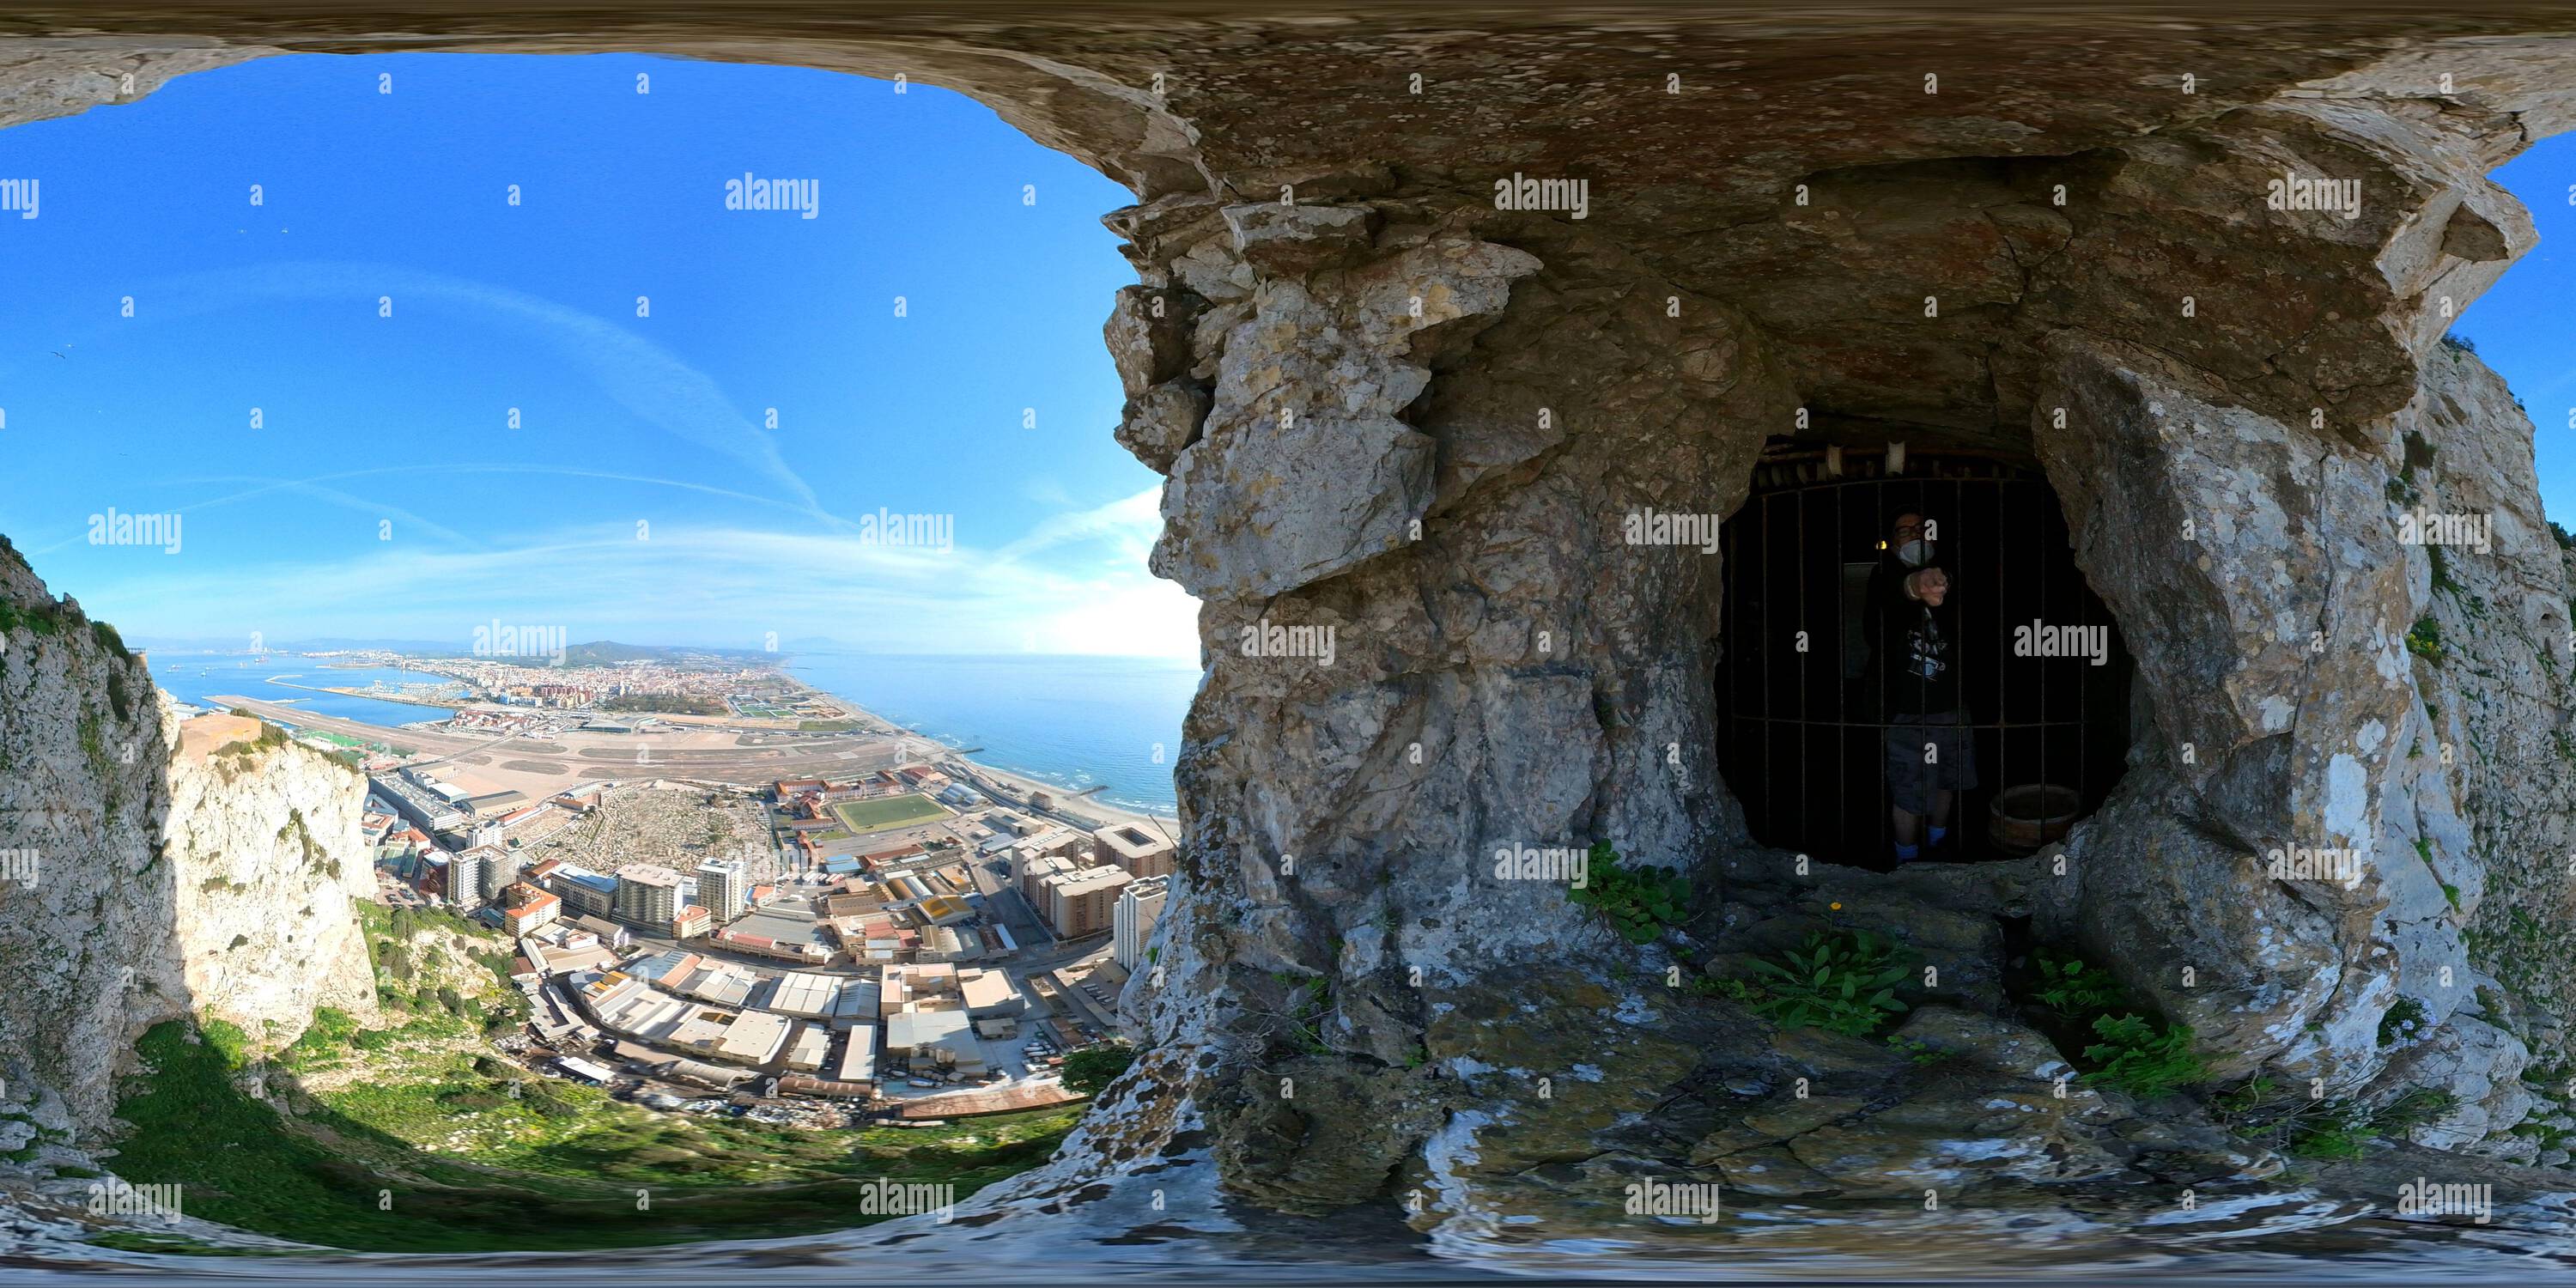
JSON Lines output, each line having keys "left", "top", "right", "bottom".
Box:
{"left": 179, "top": 648, "right": 1176, "bottom": 1127}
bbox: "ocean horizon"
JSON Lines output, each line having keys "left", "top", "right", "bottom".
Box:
{"left": 789, "top": 651, "right": 1197, "bottom": 816}
{"left": 146, "top": 650, "right": 1200, "bottom": 816}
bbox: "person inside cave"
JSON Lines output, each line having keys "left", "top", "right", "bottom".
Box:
{"left": 1880, "top": 562, "right": 1978, "bottom": 864}
{"left": 1856, "top": 510, "right": 1941, "bottom": 680}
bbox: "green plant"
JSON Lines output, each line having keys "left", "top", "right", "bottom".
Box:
{"left": 1565, "top": 841, "right": 1689, "bottom": 945}
{"left": 2405, "top": 615, "right": 2445, "bottom": 664}
{"left": 1885, "top": 1035, "right": 1948, "bottom": 1066}
{"left": 2379, "top": 995, "right": 2427, "bottom": 1047}
{"left": 1060, "top": 1045, "right": 1137, "bottom": 1097}
{"left": 2033, "top": 951, "right": 2126, "bottom": 1018}
{"left": 2079, "top": 1013, "right": 2207, "bottom": 1098}
{"left": 2372, "top": 1086, "right": 2458, "bottom": 1135}
{"left": 2289, "top": 1101, "right": 2378, "bottom": 1159}
{"left": 1734, "top": 930, "right": 1911, "bottom": 1037}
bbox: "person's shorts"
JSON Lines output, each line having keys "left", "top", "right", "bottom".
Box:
{"left": 1884, "top": 711, "right": 1978, "bottom": 815}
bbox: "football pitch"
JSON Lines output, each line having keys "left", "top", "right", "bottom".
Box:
{"left": 829, "top": 793, "right": 949, "bottom": 835}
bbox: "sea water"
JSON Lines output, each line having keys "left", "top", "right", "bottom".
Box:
{"left": 787, "top": 651, "right": 1198, "bottom": 816}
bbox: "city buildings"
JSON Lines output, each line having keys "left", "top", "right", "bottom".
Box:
{"left": 714, "top": 925, "right": 832, "bottom": 964}
{"left": 447, "top": 848, "right": 485, "bottom": 910}
{"left": 501, "top": 882, "right": 562, "bottom": 935}
{"left": 469, "top": 844, "right": 521, "bottom": 902}
{"left": 1014, "top": 850, "right": 1079, "bottom": 905}
{"left": 547, "top": 864, "right": 618, "bottom": 919}
{"left": 957, "top": 968, "right": 1024, "bottom": 1018}
{"left": 695, "top": 856, "right": 746, "bottom": 922}
{"left": 1042, "top": 864, "right": 1132, "bottom": 939}
{"left": 764, "top": 970, "right": 848, "bottom": 1019}
{"left": 1115, "top": 874, "right": 1169, "bottom": 970}
{"left": 613, "top": 863, "right": 683, "bottom": 928}
{"left": 1096, "top": 823, "right": 1177, "bottom": 881}
{"left": 884, "top": 1007, "right": 983, "bottom": 1075}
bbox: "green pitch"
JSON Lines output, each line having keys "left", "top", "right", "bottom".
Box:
{"left": 829, "top": 793, "right": 949, "bottom": 835}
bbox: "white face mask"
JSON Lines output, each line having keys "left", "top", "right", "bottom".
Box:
{"left": 1897, "top": 538, "right": 1934, "bottom": 568}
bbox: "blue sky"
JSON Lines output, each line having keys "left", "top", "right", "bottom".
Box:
{"left": 2454, "top": 131, "right": 2576, "bottom": 523}
{"left": 0, "top": 52, "right": 1197, "bottom": 657}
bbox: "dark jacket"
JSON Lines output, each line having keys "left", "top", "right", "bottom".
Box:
{"left": 1878, "top": 591, "right": 1963, "bottom": 718}
{"left": 1859, "top": 549, "right": 1945, "bottom": 713}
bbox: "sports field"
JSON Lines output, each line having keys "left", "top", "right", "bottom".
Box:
{"left": 829, "top": 793, "right": 949, "bottom": 835}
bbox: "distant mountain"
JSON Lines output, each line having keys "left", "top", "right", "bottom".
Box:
{"left": 131, "top": 635, "right": 469, "bottom": 656}
{"left": 556, "top": 641, "right": 775, "bottom": 666}
{"left": 133, "top": 636, "right": 777, "bottom": 665}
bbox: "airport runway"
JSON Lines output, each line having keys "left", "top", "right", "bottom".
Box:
{"left": 211, "top": 695, "right": 919, "bottom": 787}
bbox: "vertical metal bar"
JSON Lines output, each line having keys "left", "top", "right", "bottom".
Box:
{"left": 1992, "top": 477, "right": 2004, "bottom": 855}
{"left": 2038, "top": 474, "right": 2050, "bottom": 829}
{"left": 1837, "top": 471, "right": 1847, "bottom": 865}
{"left": 1797, "top": 484, "right": 1809, "bottom": 858}
{"left": 1761, "top": 490, "right": 1772, "bottom": 847}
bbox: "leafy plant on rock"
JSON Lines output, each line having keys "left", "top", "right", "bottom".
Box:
{"left": 2079, "top": 1013, "right": 2208, "bottom": 1099}
{"left": 1566, "top": 841, "right": 1689, "bottom": 945}
{"left": 2379, "top": 995, "right": 2428, "bottom": 1048}
{"left": 1730, "top": 930, "right": 1912, "bottom": 1037}
{"left": 2033, "top": 950, "right": 2127, "bottom": 1019}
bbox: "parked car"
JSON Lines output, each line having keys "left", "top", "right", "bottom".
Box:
{"left": 908, "top": 1078, "right": 941, "bottom": 1089}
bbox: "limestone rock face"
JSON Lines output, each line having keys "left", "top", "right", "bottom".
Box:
{"left": 161, "top": 712, "right": 382, "bottom": 1046}
{"left": 4, "top": 7, "right": 2576, "bottom": 1261}
{"left": 0, "top": 544, "right": 181, "bottom": 1140}
{"left": 0, "top": 543, "right": 375, "bottom": 1139}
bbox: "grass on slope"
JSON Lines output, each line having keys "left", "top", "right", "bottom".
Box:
{"left": 108, "top": 1021, "right": 1074, "bottom": 1253}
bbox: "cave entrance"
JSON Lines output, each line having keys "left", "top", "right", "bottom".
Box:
{"left": 1714, "top": 442, "right": 2131, "bottom": 868}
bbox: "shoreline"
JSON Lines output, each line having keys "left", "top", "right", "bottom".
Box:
{"left": 192, "top": 651, "right": 1186, "bottom": 832}
{"left": 781, "top": 677, "right": 1182, "bottom": 834}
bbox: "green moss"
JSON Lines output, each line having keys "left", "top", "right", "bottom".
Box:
{"left": 2427, "top": 544, "right": 2461, "bottom": 598}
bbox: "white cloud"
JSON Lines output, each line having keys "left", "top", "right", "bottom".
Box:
{"left": 76, "top": 507, "right": 1200, "bottom": 659}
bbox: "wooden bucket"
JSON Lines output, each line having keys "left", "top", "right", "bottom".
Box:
{"left": 1989, "top": 783, "right": 2081, "bottom": 855}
